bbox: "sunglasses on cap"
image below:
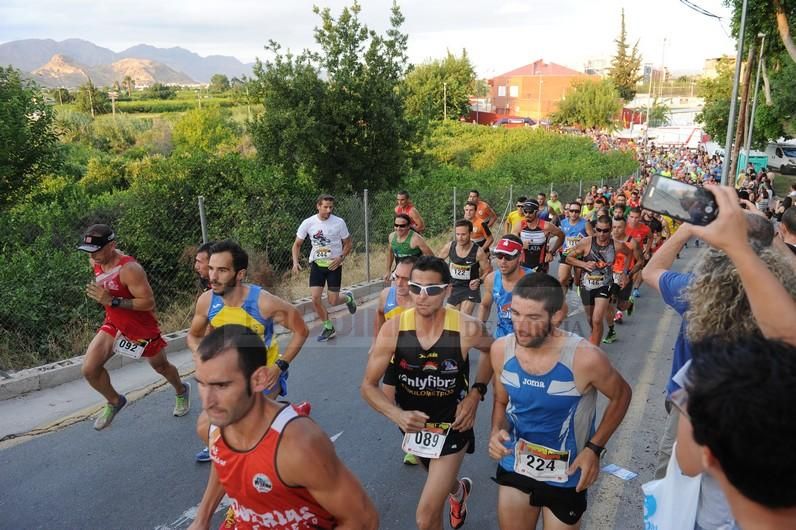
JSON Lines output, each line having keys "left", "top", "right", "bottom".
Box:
{"left": 407, "top": 281, "right": 448, "bottom": 296}
{"left": 522, "top": 207, "right": 538, "bottom": 214}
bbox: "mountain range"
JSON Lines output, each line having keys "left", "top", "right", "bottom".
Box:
{"left": 0, "top": 38, "right": 254, "bottom": 86}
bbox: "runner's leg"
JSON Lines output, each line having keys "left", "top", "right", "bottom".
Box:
{"left": 541, "top": 506, "right": 581, "bottom": 530}
{"left": 460, "top": 300, "right": 475, "bottom": 316}
{"left": 416, "top": 447, "right": 468, "bottom": 530}
{"left": 497, "top": 485, "right": 540, "bottom": 530}
{"left": 148, "top": 351, "right": 185, "bottom": 394}
{"left": 590, "top": 297, "right": 609, "bottom": 345}
{"left": 310, "top": 286, "right": 328, "bottom": 322}
{"left": 81, "top": 332, "right": 121, "bottom": 404}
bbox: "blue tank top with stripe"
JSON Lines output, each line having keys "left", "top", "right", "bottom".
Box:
{"left": 498, "top": 332, "right": 597, "bottom": 488}
{"left": 492, "top": 268, "right": 532, "bottom": 338}
{"left": 207, "top": 284, "right": 278, "bottom": 364}
{"left": 560, "top": 217, "right": 589, "bottom": 254}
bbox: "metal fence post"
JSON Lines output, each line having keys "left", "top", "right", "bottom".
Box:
{"left": 364, "top": 189, "right": 370, "bottom": 283}
{"left": 453, "top": 187, "right": 457, "bottom": 229}
{"left": 509, "top": 184, "right": 513, "bottom": 207}
{"left": 578, "top": 180, "right": 583, "bottom": 197}
{"left": 198, "top": 196, "right": 208, "bottom": 244}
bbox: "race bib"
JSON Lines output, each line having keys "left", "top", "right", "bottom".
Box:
{"left": 583, "top": 273, "right": 605, "bottom": 288}
{"left": 401, "top": 423, "right": 451, "bottom": 459}
{"left": 564, "top": 236, "right": 580, "bottom": 250}
{"left": 449, "top": 263, "right": 471, "bottom": 281}
{"left": 514, "top": 439, "right": 570, "bottom": 483}
{"left": 314, "top": 247, "right": 332, "bottom": 267}
{"left": 613, "top": 272, "right": 625, "bottom": 285}
{"left": 112, "top": 332, "right": 148, "bottom": 359}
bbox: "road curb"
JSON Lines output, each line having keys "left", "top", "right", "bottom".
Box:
{"left": 0, "top": 280, "right": 384, "bottom": 402}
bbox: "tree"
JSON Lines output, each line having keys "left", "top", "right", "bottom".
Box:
{"left": 209, "top": 74, "right": 230, "bottom": 93}
{"left": 143, "top": 83, "right": 177, "bottom": 100}
{"left": 551, "top": 79, "right": 622, "bottom": 129}
{"left": 696, "top": 57, "right": 733, "bottom": 144}
{"left": 75, "top": 81, "right": 110, "bottom": 115}
{"left": 0, "top": 67, "right": 58, "bottom": 207}
{"left": 123, "top": 75, "right": 134, "bottom": 97}
{"left": 248, "top": 1, "right": 411, "bottom": 191}
{"left": 50, "top": 87, "right": 73, "bottom": 104}
{"left": 172, "top": 107, "right": 239, "bottom": 154}
{"left": 647, "top": 97, "right": 671, "bottom": 127}
{"left": 608, "top": 9, "right": 643, "bottom": 101}
{"left": 402, "top": 50, "right": 476, "bottom": 123}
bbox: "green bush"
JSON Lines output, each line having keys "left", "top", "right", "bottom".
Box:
{"left": 116, "top": 98, "right": 236, "bottom": 113}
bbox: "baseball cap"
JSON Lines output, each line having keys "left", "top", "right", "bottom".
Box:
{"left": 77, "top": 224, "right": 116, "bottom": 252}
{"left": 522, "top": 199, "right": 539, "bottom": 213}
{"left": 494, "top": 237, "right": 523, "bottom": 256}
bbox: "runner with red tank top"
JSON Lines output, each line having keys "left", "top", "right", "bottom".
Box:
{"left": 79, "top": 224, "right": 190, "bottom": 430}
{"left": 626, "top": 208, "right": 652, "bottom": 299}
{"left": 606, "top": 217, "right": 642, "bottom": 339}
{"left": 191, "top": 325, "right": 378, "bottom": 530}
{"left": 511, "top": 200, "right": 564, "bottom": 273}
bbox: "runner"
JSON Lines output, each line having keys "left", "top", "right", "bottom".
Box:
{"left": 505, "top": 197, "right": 527, "bottom": 235}
{"left": 78, "top": 224, "right": 189, "bottom": 430}
{"left": 384, "top": 213, "right": 433, "bottom": 282}
{"left": 467, "top": 189, "right": 498, "bottom": 228}
{"left": 291, "top": 194, "right": 357, "bottom": 342}
{"left": 488, "top": 273, "right": 631, "bottom": 530}
{"left": 190, "top": 325, "right": 378, "bottom": 530}
{"left": 194, "top": 241, "right": 214, "bottom": 291}
{"left": 463, "top": 201, "right": 494, "bottom": 249}
{"left": 605, "top": 217, "right": 643, "bottom": 342}
{"left": 580, "top": 196, "right": 597, "bottom": 222}
{"left": 625, "top": 208, "right": 652, "bottom": 299}
{"left": 511, "top": 200, "right": 564, "bottom": 273}
{"left": 557, "top": 203, "right": 593, "bottom": 293}
{"left": 479, "top": 236, "right": 533, "bottom": 339}
{"left": 395, "top": 190, "right": 426, "bottom": 233}
{"left": 437, "top": 219, "right": 492, "bottom": 316}
{"left": 547, "top": 191, "right": 563, "bottom": 217}
{"left": 536, "top": 193, "right": 556, "bottom": 223}
{"left": 362, "top": 256, "right": 494, "bottom": 530}
{"left": 565, "top": 216, "right": 633, "bottom": 345}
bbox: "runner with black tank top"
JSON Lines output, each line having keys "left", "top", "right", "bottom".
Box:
{"left": 437, "top": 219, "right": 492, "bottom": 316}
{"left": 512, "top": 200, "right": 564, "bottom": 273}
{"left": 565, "top": 216, "right": 633, "bottom": 345}
{"left": 362, "top": 256, "right": 494, "bottom": 530}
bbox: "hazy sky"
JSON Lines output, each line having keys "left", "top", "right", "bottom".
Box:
{"left": 1, "top": 0, "right": 737, "bottom": 75}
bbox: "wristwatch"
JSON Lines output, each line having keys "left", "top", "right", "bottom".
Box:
{"left": 471, "top": 383, "right": 488, "bottom": 401}
{"left": 275, "top": 359, "right": 290, "bottom": 372}
{"left": 111, "top": 297, "right": 122, "bottom": 308}
{"left": 585, "top": 441, "right": 606, "bottom": 458}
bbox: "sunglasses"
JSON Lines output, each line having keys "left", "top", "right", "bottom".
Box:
{"left": 495, "top": 253, "right": 519, "bottom": 261}
{"left": 568, "top": 209, "right": 580, "bottom": 213}
{"left": 585, "top": 202, "right": 594, "bottom": 206}
{"left": 594, "top": 227, "right": 611, "bottom": 233}
{"left": 407, "top": 281, "right": 448, "bottom": 296}
{"left": 523, "top": 208, "right": 538, "bottom": 214}
{"left": 394, "top": 223, "right": 409, "bottom": 228}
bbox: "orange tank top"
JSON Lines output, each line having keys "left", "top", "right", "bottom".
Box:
{"left": 209, "top": 405, "right": 336, "bottom": 530}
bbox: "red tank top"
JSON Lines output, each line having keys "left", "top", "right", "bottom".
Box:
{"left": 209, "top": 406, "right": 336, "bottom": 530}
{"left": 93, "top": 254, "right": 161, "bottom": 341}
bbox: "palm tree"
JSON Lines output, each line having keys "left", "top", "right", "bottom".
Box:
{"left": 123, "top": 75, "right": 134, "bottom": 97}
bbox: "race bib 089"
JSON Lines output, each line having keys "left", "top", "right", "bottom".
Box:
{"left": 514, "top": 438, "right": 570, "bottom": 483}
{"left": 402, "top": 423, "right": 451, "bottom": 459}
{"left": 112, "top": 332, "right": 147, "bottom": 359}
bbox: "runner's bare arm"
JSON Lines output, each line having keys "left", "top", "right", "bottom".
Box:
{"left": 511, "top": 223, "right": 522, "bottom": 237}
{"left": 187, "top": 291, "right": 212, "bottom": 355}
{"left": 410, "top": 209, "right": 426, "bottom": 233}
{"left": 476, "top": 246, "right": 492, "bottom": 276}
{"left": 385, "top": 233, "right": 396, "bottom": 280}
{"left": 546, "top": 223, "right": 565, "bottom": 254}
{"left": 436, "top": 241, "right": 452, "bottom": 260}
{"left": 642, "top": 224, "right": 691, "bottom": 293}
{"left": 259, "top": 292, "right": 309, "bottom": 365}
{"left": 373, "top": 287, "right": 389, "bottom": 341}
{"left": 291, "top": 237, "right": 305, "bottom": 272}
{"left": 629, "top": 240, "right": 643, "bottom": 275}
{"left": 483, "top": 224, "right": 494, "bottom": 249}
{"left": 361, "top": 318, "right": 429, "bottom": 432}
{"left": 488, "top": 339, "right": 512, "bottom": 460}
{"left": 452, "top": 315, "right": 494, "bottom": 431}
{"left": 567, "top": 342, "right": 631, "bottom": 492}
{"left": 565, "top": 238, "right": 594, "bottom": 271}
{"left": 478, "top": 272, "right": 495, "bottom": 324}
{"left": 188, "top": 423, "right": 225, "bottom": 530}
{"left": 585, "top": 221, "right": 594, "bottom": 237}
{"left": 104, "top": 261, "right": 155, "bottom": 311}
{"left": 279, "top": 420, "right": 379, "bottom": 530}
{"left": 415, "top": 234, "right": 434, "bottom": 256}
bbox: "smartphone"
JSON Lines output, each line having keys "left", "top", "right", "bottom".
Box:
{"left": 641, "top": 175, "right": 718, "bottom": 226}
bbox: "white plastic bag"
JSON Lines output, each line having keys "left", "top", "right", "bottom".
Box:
{"left": 642, "top": 442, "right": 701, "bottom": 530}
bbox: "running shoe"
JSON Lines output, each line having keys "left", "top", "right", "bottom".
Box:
{"left": 614, "top": 311, "right": 623, "bottom": 324}
{"left": 403, "top": 452, "right": 419, "bottom": 465}
{"left": 94, "top": 394, "right": 127, "bottom": 430}
{"left": 632, "top": 288, "right": 641, "bottom": 299}
{"left": 448, "top": 477, "right": 472, "bottom": 529}
{"left": 627, "top": 298, "right": 635, "bottom": 316}
{"left": 293, "top": 401, "right": 312, "bottom": 416}
{"left": 317, "top": 327, "right": 337, "bottom": 342}
{"left": 195, "top": 446, "right": 211, "bottom": 463}
{"left": 344, "top": 290, "right": 357, "bottom": 314}
{"left": 603, "top": 328, "right": 618, "bottom": 344}
{"left": 173, "top": 382, "right": 191, "bottom": 417}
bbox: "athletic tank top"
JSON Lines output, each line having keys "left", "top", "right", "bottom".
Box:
{"left": 582, "top": 239, "right": 616, "bottom": 291}
{"left": 492, "top": 268, "right": 532, "bottom": 339}
{"left": 383, "top": 286, "right": 407, "bottom": 321}
{"left": 560, "top": 218, "right": 589, "bottom": 255}
{"left": 612, "top": 237, "right": 634, "bottom": 281}
{"left": 209, "top": 405, "right": 336, "bottom": 530}
{"left": 519, "top": 219, "right": 548, "bottom": 269}
{"left": 93, "top": 255, "right": 162, "bottom": 341}
{"left": 390, "top": 231, "right": 421, "bottom": 259}
{"left": 498, "top": 332, "right": 596, "bottom": 488}
{"left": 448, "top": 242, "right": 480, "bottom": 288}
{"left": 394, "top": 308, "right": 470, "bottom": 424}
{"left": 208, "top": 284, "right": 279, "bottom": 365}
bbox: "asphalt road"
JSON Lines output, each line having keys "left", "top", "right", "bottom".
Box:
{"left": 0, "top": 247, "right": 699, "bottom": 530}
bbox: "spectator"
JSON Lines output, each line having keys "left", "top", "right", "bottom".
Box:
{"left": 778, "top": 206, "right": 796, "bottom": 255}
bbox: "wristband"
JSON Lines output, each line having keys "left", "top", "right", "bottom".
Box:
{"left": 111, "top": 297, "right": 121, "bottom": 308}
{"left": 471, "top": 383, "right": 487, "bottom": 401}
{"left": 275, "top": 359, "right": 290, "bottom": 372}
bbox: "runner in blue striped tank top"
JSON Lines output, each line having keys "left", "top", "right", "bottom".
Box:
{"left": 487, "top": 273, "right": 631, "bottom": 528}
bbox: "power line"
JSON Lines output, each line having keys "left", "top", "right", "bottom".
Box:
{"left": 679, "top": 0, "right": 723, "bottom": 19}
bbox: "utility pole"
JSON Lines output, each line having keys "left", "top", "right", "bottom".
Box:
{"left": 730, "top": 44, "right": 755, "bottom": 184}
{"left": 743, "top": 34, "right": 766, "bottom": 165}
{"left": 720, "top": 0, "right": 749, "bottom": 186}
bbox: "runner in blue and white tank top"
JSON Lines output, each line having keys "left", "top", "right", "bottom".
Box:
{"left": 479, "top": 236, "right": 532, "bottom": 339}
{"left": 487, "top": 272, "right": 631, "bottom": 528}
{"left": 557, "top": 203, "right": 592, "bottom": 293}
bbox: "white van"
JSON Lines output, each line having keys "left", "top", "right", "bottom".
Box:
{"left": 765, "top": 142, "right": 796, "bottom": 174}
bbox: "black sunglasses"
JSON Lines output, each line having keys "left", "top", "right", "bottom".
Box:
{"left": 522, "top": 208, "right": 538, "bottom": 214}
{"left": 394, "top": 223, "right": 409, "bottom": 228}
{"left": 594, "top": 227, "right": 611, "bottom": 233}
{"left": 495, "top": 253, "right": 519, "bottom": 261}
{"left": 568, "top": 209, "right": 580, "bottom": 213}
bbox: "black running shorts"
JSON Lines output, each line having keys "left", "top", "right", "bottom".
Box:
{"left": 495, "top": 465, "right": 587, "bottom": 525}
{"left": 579, "top": 284, "right": 611, "bottom": 306}
{"left": 309, "top": 262, "right": 342, "bottom": 291}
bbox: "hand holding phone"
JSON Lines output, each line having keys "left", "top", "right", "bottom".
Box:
{"left": 641, "top": 176, "right": 718, "bottom": 226}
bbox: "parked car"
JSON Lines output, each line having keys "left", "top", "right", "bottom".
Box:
{"left": 492, "top": 116, "right": 536, "bottom": 128}
{"left": 765, "top": 142, "right": 796, "bottom": 174}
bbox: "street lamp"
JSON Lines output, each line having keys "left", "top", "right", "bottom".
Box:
{"left": 742, "top": 33, "right": 766, "bottom": 172}
{"left": 720, "top": 0, "right": 749, "bottom": 186}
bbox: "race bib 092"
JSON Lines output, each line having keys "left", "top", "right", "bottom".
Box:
{"left": 112, "top": 332, "right": 147, "bottom": 359}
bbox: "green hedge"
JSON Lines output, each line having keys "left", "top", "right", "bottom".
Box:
{"left": 116, "top": 98, "right": 237, "bottom": 113}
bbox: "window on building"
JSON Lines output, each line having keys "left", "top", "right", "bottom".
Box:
{"left": 510, "top": 85, "right": 519, "bottom": 97}
{"left": 498, "top": 85, "right": 506, "bottom": 97}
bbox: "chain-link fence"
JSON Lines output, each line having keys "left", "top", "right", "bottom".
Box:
{"left": 0, "top": 176, "right": 629, "bottom": 370}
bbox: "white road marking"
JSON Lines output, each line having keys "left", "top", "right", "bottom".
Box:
{"left": 330, "top": 431, "right": 343, "bottom": 443}
{"left": 155, "top": 495, "right": 232, "bottom": 530}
